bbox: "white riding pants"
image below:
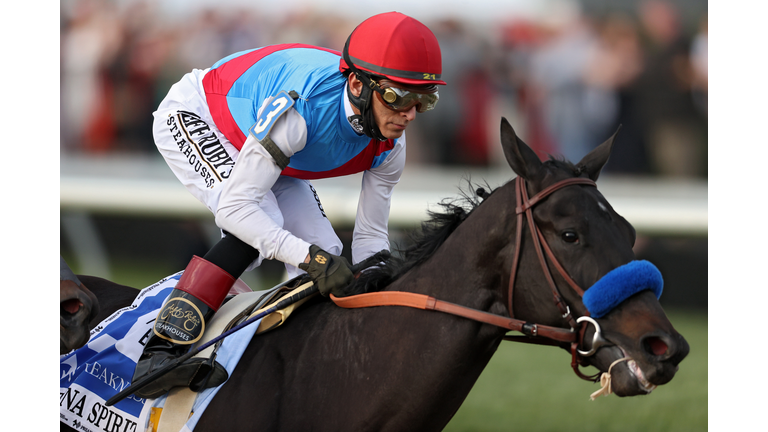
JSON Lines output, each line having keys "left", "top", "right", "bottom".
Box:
{"left": 152, "top": 69, "right": 342, "bottom": 278}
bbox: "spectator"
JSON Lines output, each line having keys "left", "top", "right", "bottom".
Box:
{"left": 60, "top": 0, "right": 123, "bottom": 152}
{"left": 412, "top": 19, "right": 487, "bottom": 165}
{"left": 632, "top": 0, "right": 707, "bottom": 178}
{"left": 690, "top": 14, "right": 708, "bottom": 117}
{"left": 59, "top": 0, "right": 708, "bottom": 180}
{"left": 587, "top": 13, "right": 651, "bottom": 175}
{"left": 527, "top": 2, "right": 617, "bottom": 163}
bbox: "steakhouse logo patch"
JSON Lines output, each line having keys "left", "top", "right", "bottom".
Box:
{"left": 153, "top": 297, "right": 205, "bottom": 345}
{"left": 166, "top": 111, "right": 235, "bottom": 188}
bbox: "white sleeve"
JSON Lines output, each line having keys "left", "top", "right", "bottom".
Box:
{"left": 214, "top": 107, "right": 312, "bottom": 267}
{"left": 351, "top": 136, "right": 406, "bottom": 264}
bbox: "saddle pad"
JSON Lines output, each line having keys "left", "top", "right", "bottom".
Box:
{"left": 60, "top": 272, "right": 267, "bottom": 432}
{"left": 152, "top": 281, "right": 318, "bottom": 432}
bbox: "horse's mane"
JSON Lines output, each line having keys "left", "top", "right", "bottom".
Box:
{"left": 345, "top": 157, "right": 582, "bottom": 295}
{"left": 347, "top": 180, "right": 492, "bottom": 295}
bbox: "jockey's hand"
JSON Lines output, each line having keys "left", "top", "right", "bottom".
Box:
{"left": 352, "top": 249, "right": 392, "bottom": 273}
{"left": 299, "top": 245, "right": 354, "bottom": 297}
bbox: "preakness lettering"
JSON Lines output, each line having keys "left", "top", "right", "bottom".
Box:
{"left": 166, "top": 112, "right": 235, "bottom": 188}
{"left": 83, "top": 361, "right": 130, "bottom": 393}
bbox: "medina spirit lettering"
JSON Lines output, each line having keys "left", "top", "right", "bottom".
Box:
{"left": 60, "top": 360, "right": 145, "bottom": 430}
{"left": 61, "top": 387, "right": 87, "bottom": 419}
{"left": 60, "top": 387, "right": 139, "bottom": 432}
{"left": 86, "top": 402, "right": 138, "bottom": 432}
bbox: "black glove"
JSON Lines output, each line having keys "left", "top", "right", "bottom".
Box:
{"left": 298, "top": 245, "right": 354, "bottom": 297}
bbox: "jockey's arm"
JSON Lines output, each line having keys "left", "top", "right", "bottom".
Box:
{"left": 214, "top": 107, "right": 312, "bottom": 268}
{"left": 351, "top": 136, "right": 405, "bottom": 264}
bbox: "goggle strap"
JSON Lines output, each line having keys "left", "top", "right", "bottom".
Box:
{"left": 342, "top": 35, "right": 387, "bottom": 141}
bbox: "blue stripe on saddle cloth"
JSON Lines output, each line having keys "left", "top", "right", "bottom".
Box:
{"left": 59, "top": 272, "right": 263, "bottom": 432}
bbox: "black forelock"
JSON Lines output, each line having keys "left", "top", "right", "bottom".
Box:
{"left": 545, "top": 155, "right": 582, "bottom": 177}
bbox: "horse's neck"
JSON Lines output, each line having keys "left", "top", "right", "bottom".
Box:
{"left": 394, "top": 202, "right": 512, "bottom": 317}
{"left": 368, "top": 201, "right": 517, "bottom": 428}
{"left": 369, "top": 254, "right": 507, "bottom": 429}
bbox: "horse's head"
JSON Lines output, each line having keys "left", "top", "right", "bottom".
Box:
{"left": 60, "top": 257, "right": 99, "bottom": 355}
{"left": 498, "top": 117, "right": 689, "bottom": 397}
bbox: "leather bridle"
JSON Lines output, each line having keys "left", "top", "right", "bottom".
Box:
{"left": 332, "top": 175, "right": 611, "bottom": 382}
{"left": 504, "top": 175, "right": 603, "bottom": 381}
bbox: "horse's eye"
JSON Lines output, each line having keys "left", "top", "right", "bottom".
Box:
{"left": 561, "top": 231, "right": 579, "bottom": 243}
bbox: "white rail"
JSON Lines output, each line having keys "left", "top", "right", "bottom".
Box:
{"left": 60, "top": 155, "right": 708, "bottom": 236}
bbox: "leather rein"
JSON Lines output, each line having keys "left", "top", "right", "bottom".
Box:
{"left": 332, "top": 176, "right": 602, "bottom": 382}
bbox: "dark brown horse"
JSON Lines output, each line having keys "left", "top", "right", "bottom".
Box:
{"left": 60, "top": 257, "right": 100, "bottom": 354}
{"left": 63, "top": 118, "right": 689, "bottom": 431}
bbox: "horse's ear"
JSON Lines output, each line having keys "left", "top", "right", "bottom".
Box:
{"left": 501, "top": 117, "right": 542, "bottom": 180}
{"left": 576, "top": 125, "right": 621, "bottom": 181}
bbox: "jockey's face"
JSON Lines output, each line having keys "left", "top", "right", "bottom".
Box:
{"left": 348, "top": 73, "right": 417, "bottom": 140}
{"left": 371, "top": 88, "right": 417, "bottom": 139}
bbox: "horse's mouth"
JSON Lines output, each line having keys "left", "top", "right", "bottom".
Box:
{"left": 625, "top": 358, "right": 656, "bottom": 393}
{"left": 60, "top": 297, "right": 92, "bottom": 328}
{"left": 618, "top": 348, "right": 656, "bottom": 394}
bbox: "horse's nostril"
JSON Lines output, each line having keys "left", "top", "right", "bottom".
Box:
{"left": 644, "top": 336, "right": 668, "bottom": 356}
{"left": 62, "top": 299, "right": 83, "bottom": 315}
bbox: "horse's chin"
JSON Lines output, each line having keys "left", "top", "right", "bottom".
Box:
{"left": 613, "top": 359, "right": 658, "bottom": 397}
{"left": 591, "top": 347, "right": 658, "bottom": 397}
{"left": 60, "top": 313, "right": 91, "bottom": 355}
{"left": 607, "top": 348, "right": 666, "bottom": 397}
{"left": 60, "top": 331, "right": 89, "bottom": 355}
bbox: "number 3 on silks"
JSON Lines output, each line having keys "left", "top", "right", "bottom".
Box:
{"left": 250, "top": 91, "right": 295, "bottom": 141}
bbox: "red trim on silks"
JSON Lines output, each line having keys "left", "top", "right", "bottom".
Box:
{"left": 202, "top": 44, "right": 341, "bottom": 150}
{"left": 282, "top": 139, "right": 395, "bottom": 180}
{"left": 175, "top": 256, "right": 236, "bottom": 311}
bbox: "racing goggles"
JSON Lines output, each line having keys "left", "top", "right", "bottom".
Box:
{"left": 372, "top": 79, "right": 439, "bottom": 113}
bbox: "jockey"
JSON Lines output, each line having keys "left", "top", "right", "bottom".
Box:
{"left": 133, "top": 12, "right": 446, "bottom": 398}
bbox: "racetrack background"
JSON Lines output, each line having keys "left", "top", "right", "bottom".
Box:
{"left": 59, "top": 0, "right": 709, "bottom": 430}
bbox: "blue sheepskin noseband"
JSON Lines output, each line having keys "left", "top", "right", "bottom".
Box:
{"left": 582, "top": 260, "right": 663, "bottom": 318}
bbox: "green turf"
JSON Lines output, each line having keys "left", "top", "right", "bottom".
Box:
{"left": 444, "top": 309, "right": 707, "bottom": 432}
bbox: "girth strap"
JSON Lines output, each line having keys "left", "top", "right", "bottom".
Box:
{"left": 331, "top": 291, "right": 577, "bottom": 343}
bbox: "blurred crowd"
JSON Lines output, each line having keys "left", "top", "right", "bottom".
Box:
{"left": 60, "top": 0, "right": 707, "bottom": 178}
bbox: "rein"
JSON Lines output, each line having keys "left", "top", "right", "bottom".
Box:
{"left": 331, "top": 175, "right": 603, "bottom": 382}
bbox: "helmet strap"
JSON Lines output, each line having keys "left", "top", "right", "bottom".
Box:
{"left": 343, "top": 36, "right": 388, "bottom": 141}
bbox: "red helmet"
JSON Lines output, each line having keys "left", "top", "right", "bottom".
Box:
{"left": 340, "top": 12, "right": 446, "bottom": 86}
